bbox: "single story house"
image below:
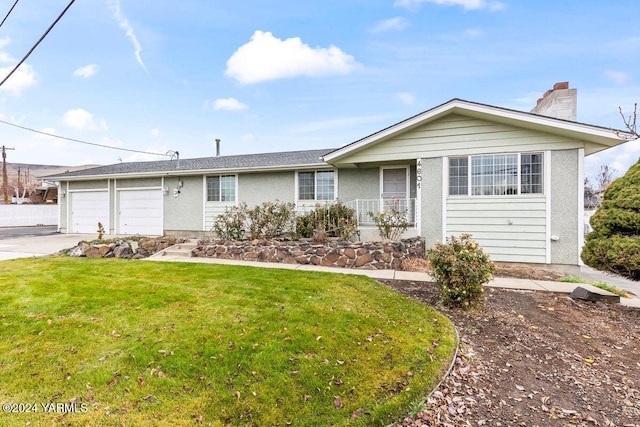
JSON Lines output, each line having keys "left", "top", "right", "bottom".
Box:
{"left": 46, "top": 83, "right": 630, "bottom": 269}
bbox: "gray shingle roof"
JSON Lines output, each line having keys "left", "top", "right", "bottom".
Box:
{"left": 46, "top": 148, "right": 336, "bottom": 179}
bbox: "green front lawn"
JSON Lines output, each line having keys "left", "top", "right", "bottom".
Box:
{"left": 0, "top": 258, "right": 455, "bottom": 426}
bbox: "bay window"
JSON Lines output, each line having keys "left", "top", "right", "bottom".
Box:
{"left": 449, "top": 153, "right": 543, "bottom": 196}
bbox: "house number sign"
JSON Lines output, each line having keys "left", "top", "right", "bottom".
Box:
{"left": 416, "top": 159, "right": 422, "bottom": 189}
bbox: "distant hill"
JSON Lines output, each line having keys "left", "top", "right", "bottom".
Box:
{"left": 5, "top": 163, "right": 100, "bottom": 182}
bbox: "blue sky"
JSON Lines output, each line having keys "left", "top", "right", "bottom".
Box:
{"left": 0, "top": 0, "right": 638, "bottom": 180}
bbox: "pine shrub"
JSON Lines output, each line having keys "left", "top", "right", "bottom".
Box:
{"left": 582, "top": 160, "right": 640, "bottom": 279}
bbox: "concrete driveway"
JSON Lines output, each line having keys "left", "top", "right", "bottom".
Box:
{"left": 0, "top": 233, "right": 95, "bottom": 261}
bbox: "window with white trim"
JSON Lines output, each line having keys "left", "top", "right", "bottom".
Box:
{"left": 449, "top": 153, "right": 543, "bottom": 196}
{"left": 206, "top": 175, "right": 236, "bottom": 202}
{"left": 298, "top": 171, "right": 335, "bottom": 201}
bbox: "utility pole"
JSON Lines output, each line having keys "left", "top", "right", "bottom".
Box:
{"left": 2, "top": 145, "right": 15, "bottom": 204}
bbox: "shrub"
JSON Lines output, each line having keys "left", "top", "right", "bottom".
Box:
{"left": 247, "top": 200, "right": 296, "bottom": 239}
{"left": 369, "top": 201, "right": 411, "bottom": 241}
{"left": 427, "top": 234, "right": 495, "bottom": 309}
{"left": 97, "top": 222, "right": 105, "bottom": 241}
{"left": 295, "top": 202, "right": 358, "bottom": 241}
{"left": 212, "top": 203, "right": 247, "bottom": 240}
{"left": 582, "top": 159, "right": 640, "bottom": 279}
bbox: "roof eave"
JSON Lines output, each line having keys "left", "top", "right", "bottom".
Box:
{"left": 45, "top": 162, "right": 330, "bottom": 181}
{"left": 322, "top": 99, "right": 630, "bottom": 163}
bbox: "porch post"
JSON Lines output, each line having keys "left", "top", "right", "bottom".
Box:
{"left": 415, "top": 158, "right": 422, "bottom": 236}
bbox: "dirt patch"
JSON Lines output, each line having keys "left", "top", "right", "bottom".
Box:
{"left": 381, "top": 280, "right": 640, "bottom": 427}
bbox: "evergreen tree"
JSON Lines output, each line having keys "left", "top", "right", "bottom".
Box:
{"left": 582, "top": 159, "right": 640, "bottom": 279}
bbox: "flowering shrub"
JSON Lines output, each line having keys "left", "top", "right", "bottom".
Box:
{"left": 212, "top": 203, "right": 247, "bottom": 240}
{"left": 427, "top": 234, "right": 495, "bottom": 309}
{"left": 247, "top": 200, "right": 296, "bottom": 239}
{"left": 296, "top": 202, "right": 358, "bottom": 241}
{"left": 369, "top": 203, "right": 411, "bottom": 241}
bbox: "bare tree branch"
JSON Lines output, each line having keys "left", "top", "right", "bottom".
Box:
{"left": 618, "top": 103, "right": 639, "bottom": 139}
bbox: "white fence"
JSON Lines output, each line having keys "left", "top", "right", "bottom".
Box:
{"left": 0, "top": 204, "right": 58, "bottom": 227}
{"left": 344, "top": 198, "right": 417, "bottom": 226}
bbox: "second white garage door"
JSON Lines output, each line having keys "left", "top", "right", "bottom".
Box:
{"left": 118, "top": 189, "right": 163, "bottom": 235}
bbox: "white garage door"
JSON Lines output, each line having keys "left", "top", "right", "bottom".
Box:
{"left": 70, "top": 191, "right": 109, "bottom": 233}
{"left": 118, "top": 189, "right": 163, "bottom": 235}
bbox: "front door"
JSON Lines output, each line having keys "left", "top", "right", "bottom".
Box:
{"left": 382, "top": 168, "right": 407, "bottom": 199}
{"left": 381, "top": 167, "right": 409, "bottom": 215}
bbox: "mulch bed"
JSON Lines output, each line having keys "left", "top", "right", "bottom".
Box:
{"left": 379, "top": 279, "right": 640, "bottom": 427}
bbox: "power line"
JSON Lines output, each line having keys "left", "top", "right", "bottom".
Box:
{"left": 0, "top": 118, "right": 172, "bottom": 157}
{"left": 0, "top": 0, "right": 76, "bottom": 88}
{"left": 0, "top": 0, "right": 20, "bottom": 29}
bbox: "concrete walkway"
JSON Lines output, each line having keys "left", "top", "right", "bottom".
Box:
{"left": 149, "top": 249, "right": 640, "bottom": 308}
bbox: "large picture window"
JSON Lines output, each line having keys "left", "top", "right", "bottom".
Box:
{"left": 449, "top": 153, "right": 543, "bottom": 196}
{"left": 207, "top": 175, "right": 236, "bottom": 202}
{"left": 298, "top": 171, "right": 335, "bottom": 201}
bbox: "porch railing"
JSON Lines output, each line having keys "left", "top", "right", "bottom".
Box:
{"left": 344, "top": 198, "right": 417, "bottom": 226}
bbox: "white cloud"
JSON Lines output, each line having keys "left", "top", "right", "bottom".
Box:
{"left": 214, "top": 97, "right": 248, "bottom": 111}
{"left": 36, "top": 127, "right": 56, "bottom": 138}
{"left": 149, "top": 128, "right": 160, "bottom": 137}
{"left": 0, "top": 37, "right": 36, "bottom": 95}
{"left": 395, "top": 0, "right": 506, "bottom": 11}
{"left": 0, "top": 64, "right": 36, "bottom": 95}
{"left": 242, "top": 133, "right": 254, "bottom": 141}
{"left": 586, "top": 140, "right": 640, "bottom": 179}
{"left": 604, "top": 70, "right": 631, "bottom": 85}
{"left": 73, "top": 64, "right": 99, "bottom": 78}
{"left": 394, "top": 92, "right": 416, "bottom": 105}
{"left": 225, "top": 31, "right": 359, "bottom": 84}
{"left": 107, "top": 0, "right": 148, "bottom": 72}
{"left": 63, "top": 109, "right": 108, "bottom": 131}
{"left": 371, "top": 17, "right": 410, "bottom": 33}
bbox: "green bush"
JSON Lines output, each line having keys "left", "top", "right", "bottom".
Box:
{"left": 295, "top": 202, "right": 358, "bottom": 241}
{"left": 582, "top": 234, "right": 640, "bottom": 280}
{"left": 582, "top": 159, "right": 640, "bottom": 279}
{"left": 369, "top": 203, "right": 411, "bottom": 241}
{"left": 427, "top": 234, "right": 495, "bottom": 309}
{"left": 212, "top": 203, "right": 247, "bottom": 240}
{"left": 247, "top": 200, "right": 296, "bottom": 239}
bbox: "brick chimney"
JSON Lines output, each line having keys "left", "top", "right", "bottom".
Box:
{"left": 530, "top": 81, "right": 577, "bottom": 121}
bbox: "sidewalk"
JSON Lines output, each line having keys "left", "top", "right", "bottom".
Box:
{"left": 148, "top": 252, "right": 640, "bottom": 308}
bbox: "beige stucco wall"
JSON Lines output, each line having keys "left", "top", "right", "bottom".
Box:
{"left": 116, "top": 177, "right": 162, "bottom": 188}
{"left": 420, "top": 157, "right": 443, "bottom": 249}
{"left": 337, "top": 168, "right": 379, "bottom": 202}
{"left": 550, "top": 149, "right": 580, "bottom": 265}
{"left": 238, "top": 171, "right": 295, "bottom": 206}
{"left": 164, "top": 175, "right": 204, "bottom": 232}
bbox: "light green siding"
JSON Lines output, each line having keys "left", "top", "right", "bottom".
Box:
{"left": 446, "top": 196, "right": 547, "bottom": 263}
{"left": 550, "top": 150, "right": 579, "bottom": 264}
{"left": 204, "top": 202, "right": 236, "bottom": 231}
{"left": 339, "top": 114, "right": 583, "bottom": 164}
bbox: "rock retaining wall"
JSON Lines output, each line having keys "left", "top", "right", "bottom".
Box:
{"left": 67, "top": 237, "right": 186, "bottom": 259}
{"left": 192, "top": 237, "right": 425, "bottom": 270}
